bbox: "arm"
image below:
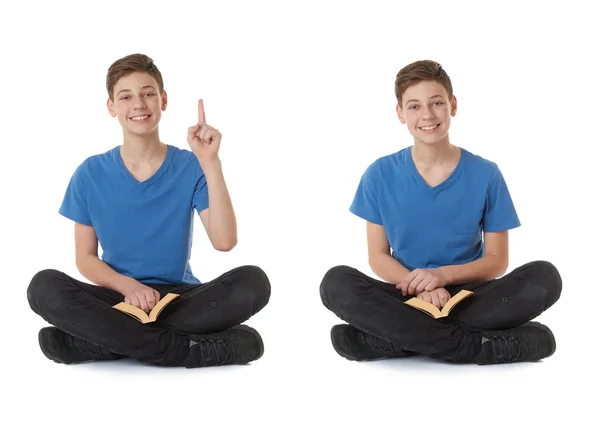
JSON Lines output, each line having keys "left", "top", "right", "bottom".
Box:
{"left": 198, "top": 160, "right": 237, "bottom": 252}
{"left": 189, "top": 99, "right": 237, "bottom": 252}
{"left": 74, "top": 222, "right": 159, "bottom": 311}
{"left": 440, "top": 163, "right": 518, "bottom": 284}
{"left": 439, "top": 230, "right": 509, "bottom": 285}
{"left": 366, "top": 221, "right": 411, "bottom": 284}
{"left": 75, "top": 223, "right": 138, "bottom": 294}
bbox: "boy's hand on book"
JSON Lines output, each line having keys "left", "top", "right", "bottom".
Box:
{"left": 188, "top": 99, "right": 222, "bottom": 167}
{"left": 416, "top": 288, "right": 451, "bottom": 309}
{"left": 123, "top": 284, "right": 161, "bottom": 314}
{"left": 397, "top": 267, "right": 447, "bottom": 296}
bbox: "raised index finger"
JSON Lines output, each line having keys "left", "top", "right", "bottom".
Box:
{"left": 198, "top": 99, "right": 206, "bottom": 124}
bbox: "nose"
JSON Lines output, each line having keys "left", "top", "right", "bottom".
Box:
{"left": 421, "top": 105, "right": 435, "bottom": 120}
{"left": 132, "top": 95, "right": 147, "bottom": 109}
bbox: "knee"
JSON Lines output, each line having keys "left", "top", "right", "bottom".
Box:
{"left": 526, "top": 261, "right": 562, "bottom": 306}
{"left": 320, "top": 265, "right": 355, "bottom": 306}
{"left": 233, "top": 265, "right": 271, "bottom": 308}
{"left": 27, "top": 269, "right": 64, "bottom": 314}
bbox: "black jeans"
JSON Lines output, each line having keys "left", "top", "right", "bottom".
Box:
{"left": 320, "top": 260, "right": 561, "bottom": 363}
{"left": 27, "top": 265, "right": 271, "bottom": 366}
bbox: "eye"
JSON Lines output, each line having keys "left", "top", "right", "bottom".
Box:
{"left": 144, "top": 93, "right": 156, "bottom": 97}
{"left": 433, "top": 101, "right": 443, "bottom": 106}
{"left": 409, "top": 105, "right": 418, "bottom": 110}
{"left": 120, "top": 96, "right": 130, "bottom": 101}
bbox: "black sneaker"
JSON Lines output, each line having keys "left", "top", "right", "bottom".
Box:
{"left": 476, "top": 321, "right": 556, "bottom": 365}
{"left": 38, "top": 327, "right": 121, "bottom": 364}
{"left": 185, "top": 325, "right": 264, "bottom": 368}
{"left": 331, "top": 324, "right": 416, "bottom": 361}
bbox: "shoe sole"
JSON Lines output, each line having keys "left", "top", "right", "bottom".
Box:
{"left": 232, "top": 325, "right": 265, "bottom": 363}
{"left": 524, "top": 321, "right": 556, "bottom": 360}
{"left": 330, "top": 325, "right": 365, "bottom": 362}
{"left": 38, "top": 327, "right": 70, "bottom": 364}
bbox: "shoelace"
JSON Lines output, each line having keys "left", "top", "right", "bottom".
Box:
{"left": 489, "top": 336, "right": 524, "bottom": 363}
{"left": 192, "top": 338, "right": 233, "bottom": 367}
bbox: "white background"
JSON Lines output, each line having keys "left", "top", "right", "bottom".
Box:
{"left": 1, "top": 0, "right": 597, "bottom": 419}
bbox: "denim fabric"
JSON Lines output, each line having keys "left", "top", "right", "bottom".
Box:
{"left": 320, "top": 260, "right": 561, "bottom": 363}
{"left": 28, "top": 265, "right": 271, "bottom": 366}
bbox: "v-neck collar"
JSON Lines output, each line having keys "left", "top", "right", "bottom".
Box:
{"left": 407, "top": 146, "right": 464, "bottom": 192}
{"left": 115, "top": 144, "right": 171, "bottom": 187}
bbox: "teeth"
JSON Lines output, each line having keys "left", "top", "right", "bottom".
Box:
{"left": 131, "top": 115, "right": 149, "bottom": 121}
{"left": 420, "top": 124, "right": 438, "bottom": 131}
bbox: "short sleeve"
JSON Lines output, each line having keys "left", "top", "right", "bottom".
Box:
{"left": 193, "top": 164, "right": 209, "bottom": 214}
{"left": 483, "top": 165, "right": 521, "bottom": 232}
{"left": 349, "top": 162, "right": 383, "bottom": 225}
{"left": 58, "top": 165, "right": 92, "bottom": 226}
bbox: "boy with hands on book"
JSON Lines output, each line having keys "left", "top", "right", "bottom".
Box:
{"left": 27, "top": 53, "right": 270, "bottom": 368}
{"left": 320, "top": 60, "right": 562, "bottom": 365}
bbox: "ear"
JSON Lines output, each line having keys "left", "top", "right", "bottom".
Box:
{"left": 161, "top": 90, "right": 168, "bottom": 111}
{"left": 107, "top": 98, "right": 116, "bottom": 117}
{"left": 396, "top": 103, "right": 406, "bottom": 124}
{"left": 450, "top": 96, "right": 457, "bottom": 117}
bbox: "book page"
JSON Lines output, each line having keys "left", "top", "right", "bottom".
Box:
{"left": 113, "top": 302, "right": 150, "bottom": 323}
{"left": 441, "top": 290, "right": 473, "bottom": 316}
{"left": 405, "top": 298, "right": 442, "bottom": 318}
{"left": 148, "top": 293, "right": 180, "bottom": 321}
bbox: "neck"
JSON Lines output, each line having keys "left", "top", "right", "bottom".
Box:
{"left": 120, "top": 131, "right": 165, "bottom": 163}
{"left": 411, "top": 138, "right": 457, "bottom": 167}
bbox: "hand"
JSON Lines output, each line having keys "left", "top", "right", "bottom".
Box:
{"left": 416, "top": 288, "right": 451, "bottom": 309}
{"left": 122, "top": 283, "right": 161, "bottom": 313}
{"left": 397, "top": 267, "right": 447, "bottom": 296}
{"left": 187, "top": 99, "right": 222, "bottom": 166}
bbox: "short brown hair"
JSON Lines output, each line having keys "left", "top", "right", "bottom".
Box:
{"left": 395, "top": 60, "right": 453, "bottom": 107}
{"left": 106, "top": 53, "right": 164, "bottom": 101}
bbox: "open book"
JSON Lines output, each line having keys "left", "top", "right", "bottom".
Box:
{"left": 112, "top": 293, "right": 180, "bottom": 324}
{"left": 405, "top": 289, "right": 473, "bottom": 319}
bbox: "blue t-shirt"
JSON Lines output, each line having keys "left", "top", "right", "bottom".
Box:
{"left": 59, "top": 144, "right": 209, "bottom": 285}
{"left": 350, "top": 146, "right": 520, "bottom": 271}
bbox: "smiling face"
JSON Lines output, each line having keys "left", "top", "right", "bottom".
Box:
{"left": 396, "top": 80, "right": 456, "bottom": 146}
{"left": 107, "top": 72, "right": 167, "bottom": 137}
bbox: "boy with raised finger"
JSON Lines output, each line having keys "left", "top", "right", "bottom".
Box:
{"left": 27, "top": 53, "right": 270, "bottom": 368}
